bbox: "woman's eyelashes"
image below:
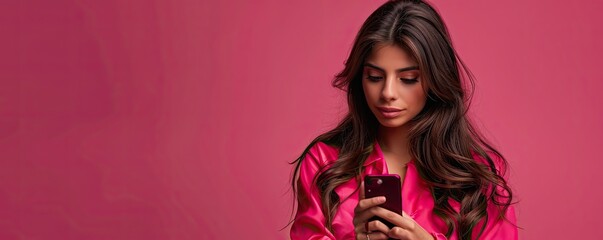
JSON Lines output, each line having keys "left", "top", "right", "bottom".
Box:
{"left": 400, "top": 77, "right": 418, "bottom": 84}
{"left": 367, "top": 75, "right": 384, "bottom": 82}
{"left": 366, "top": 75, "right": 418, "bottom": 84}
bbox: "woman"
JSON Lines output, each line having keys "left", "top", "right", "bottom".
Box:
{"left": 288, "top": 0, "right": 519, "bottom": 239}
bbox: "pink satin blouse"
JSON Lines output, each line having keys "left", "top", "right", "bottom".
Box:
{"left": 290, "top": 140, "right": 518, "bottom": 239}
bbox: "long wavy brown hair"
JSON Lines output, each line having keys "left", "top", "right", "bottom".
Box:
{"left": 287, "top": 0, "right": 518, "bottom": 239}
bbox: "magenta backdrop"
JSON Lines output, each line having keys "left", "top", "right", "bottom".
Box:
{"left": 1, "top": 0, "right": 602, "bottom": 239}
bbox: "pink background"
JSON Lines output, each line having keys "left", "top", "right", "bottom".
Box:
{"left": 1, "top": 0, "right": 602, "bottom": 239}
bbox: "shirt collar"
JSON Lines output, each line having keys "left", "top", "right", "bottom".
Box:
{"left": 363, "top": 139, "right": 384, "bottom": 167}
{"left": 363, "top": 139, "right": 416, "bottom": 167}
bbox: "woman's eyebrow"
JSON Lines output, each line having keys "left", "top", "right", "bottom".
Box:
{"left": 363, "top": 62, "right": 418, "bottom": 73}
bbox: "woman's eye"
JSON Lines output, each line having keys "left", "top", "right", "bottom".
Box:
{"left": 400, "top": 78, "right": 418, "bottom": 84}
{"left": 367, "top": 75, "right": 382, "bottom": 82}
{"left": 366, "top": 75, "right": 418, "bottom": 84}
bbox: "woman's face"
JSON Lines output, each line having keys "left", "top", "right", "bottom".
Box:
{"left": 362, "top": 43, "right": 427, "bottom": 129}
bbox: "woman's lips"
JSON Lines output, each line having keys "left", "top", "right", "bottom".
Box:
{"left": 377, "top": 107, "right": 403, "bottom": 118}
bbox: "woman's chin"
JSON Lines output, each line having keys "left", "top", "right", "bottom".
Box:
{"left": 377, "top": 118, "right": 408, "bottom": 128}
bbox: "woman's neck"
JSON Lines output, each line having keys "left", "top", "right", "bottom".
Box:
{"left": 377, "top": 124, "right": 412, "bottom": 164}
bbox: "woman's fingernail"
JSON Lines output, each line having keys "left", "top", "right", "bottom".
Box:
{"left": 379, "top": 196, "right": 386, "bottom": 202}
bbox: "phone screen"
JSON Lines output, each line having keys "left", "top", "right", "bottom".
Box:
{"left": 364, "top": 174, "right": 403, "bottom": 229}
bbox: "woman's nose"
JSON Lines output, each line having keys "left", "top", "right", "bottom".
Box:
{"left": 381, "top": 76, "right": 397, "bottom": 101}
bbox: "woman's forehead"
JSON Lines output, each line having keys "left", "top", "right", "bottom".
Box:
{"left": 364, "top": 44, "right": 418, "bottom": 72}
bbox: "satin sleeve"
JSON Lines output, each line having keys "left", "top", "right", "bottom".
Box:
{"left": 290, "top": 144, "right": 336, "bottom": 240}
{"left": 430, "top": 232, "right": 448, "bottom": 239}
{"left": 425, "top": 208, "right": 517, "bottom": 239}
{"left": 477, "top": 191, "right": 518, "bottom": 239}
{"left": 477, "top": 152, "right": 519, "bottom": 239}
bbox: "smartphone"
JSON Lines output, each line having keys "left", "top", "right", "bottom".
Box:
{"left": 364, "top": 174, "right": 402, "bottom": 229}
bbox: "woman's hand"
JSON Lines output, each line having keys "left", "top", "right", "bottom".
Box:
{"left": 353, "top": 181, "right": 392, "bottom": 240}
{"left": 380, "top": 210, "right": 434, "bottom": 240}
{"left": 353, "top": 182, "right": 435, "bottom": 240}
